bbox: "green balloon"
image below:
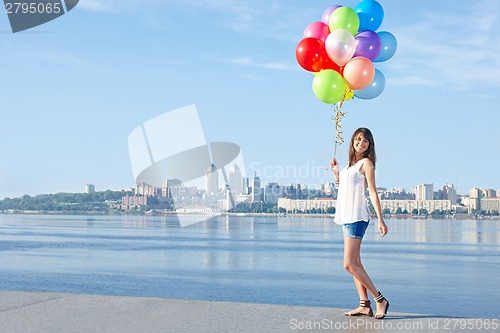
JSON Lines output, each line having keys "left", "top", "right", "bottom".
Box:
{"left": 329, "top": 6, "right": 360, "bottom": 36}
{"left": 312, "top": 70, "right": 346, "bottom": 104}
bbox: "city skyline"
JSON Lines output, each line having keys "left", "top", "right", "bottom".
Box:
{"left": 1, "top": 1, "right": 500, "bottom": 199}
{"left": 2, "top": 159, "right": 499, "bottom": 200}
{"left": 119, "top": 163, "right": 499, "bottom": 200}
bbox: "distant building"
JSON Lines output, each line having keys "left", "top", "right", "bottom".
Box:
{"left": 468, "top": 188, "right": 481, "bottom": 212}
{"left": 85, "top": 184, "right": 95, "bottom": 194}
{"left": 205, "top": 163, "right": 219, "bottom": 195}
{"left": 251, "top": 173, "right": 262, "bottom": 202}
{"left": 229, "top": 164, "right": 242, "bottom": 195}
{"left": 442, "top": 184, "right": 457, "bottom": 204}
{"left": 480, "top": 198, "right": 500, "bottom": 214}
{"left": 241, "top": 177, "right": 249, "bottom": 195}
{"left": 282, "top": 184, "right": 307, "bottom": 200}
{"left": 380, "top": 200, "right": 452, "bottom": 214}
{"left": 320, "top": 182, "right": 336, "bottom": 196}
{"left": 264, "top": 182, "right": 284, "bottom": 204}
{"left": 166, "top": 179, "right": 182, "bottom": 187}
{"left": 467, "top": 188, "right": 500, "bottom": 213}
{"left": 278, "top": 198, "right": 335, "bottom": 213}
{"left": 136, "top": 183, "right": 155, "bottom": 196}
{"left": 413, "top": 184, "right": 433, "bottom": 200}
{"left": 164, "top": 179, "right": 182, "bottom": 198}
{"left": 121, "top": 194, "right": 150, "bottom": 209}
{"left": 482, "top": 189, "right": 497, "bottom": 198}
{"left": 380, "top": 187, "right": 413, "bottom": 200}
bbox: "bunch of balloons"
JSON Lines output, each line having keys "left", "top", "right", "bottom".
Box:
{"left": 296, "top": 0, "right": 397, "bottom": 104}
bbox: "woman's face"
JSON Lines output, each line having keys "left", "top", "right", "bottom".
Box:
{"left": 353, "top": 133, "right": 370, "bottom": 155}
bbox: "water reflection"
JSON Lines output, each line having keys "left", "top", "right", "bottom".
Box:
{"left": 372, "top": 218, "right": 500, "bottom": 244}
{"left": 0, "top": 214, "right": 499, "bottom": 318}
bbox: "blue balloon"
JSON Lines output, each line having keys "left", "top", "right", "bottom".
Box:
{"left": 374, "top": 31, "right": 397, "bottom": 62}
{"left": 354, "top": 69, "right": 385, "bottom": 99}
{"left": 355, "top": 0, "right": 384, "bottom": 32}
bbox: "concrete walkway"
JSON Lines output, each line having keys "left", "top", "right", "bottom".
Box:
{"left": 0, "top": 290, "right": 496, "bottom": 333}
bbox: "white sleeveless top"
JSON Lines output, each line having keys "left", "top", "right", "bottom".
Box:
{"left": 334, "top": 158, "right": 370, "bottom": 225}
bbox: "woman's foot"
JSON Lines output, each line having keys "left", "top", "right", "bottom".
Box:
{"left": 344, "top": 300, "right": 373, "bottom": 316}
{"left": 374, "top": 292, "right": 389, "bottom": 319}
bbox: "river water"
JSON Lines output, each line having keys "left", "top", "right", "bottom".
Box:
{"left": 0, "top": 214, "right": 498, "bottom": 319}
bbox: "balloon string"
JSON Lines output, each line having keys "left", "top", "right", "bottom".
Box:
{"left": 331, "top": 86, "right": 351, "bottom": 157}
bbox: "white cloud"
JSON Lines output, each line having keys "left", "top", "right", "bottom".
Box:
{"left": 160, "top": 0, "right": 315, "bottom": 41}
{"left": 77, "top": 0, "right": 146, "bottom": 13}
{"left": 390, "top": 1, "right": 500, "bottom": 91}
{"left": 77, "top": 0, "right": 115, "bottom": 12}
{"left": 39, "top": 49, "right": 90, "bottom": 67}
{"left": 239, "top": 73, "right": 265, "bottom": 81}
{"left": 225, "top": 56, "right": 294, "bottom": 71}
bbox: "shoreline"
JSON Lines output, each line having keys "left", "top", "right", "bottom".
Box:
{"left": 0, "top": 210, "right": 498, "bottom": 220}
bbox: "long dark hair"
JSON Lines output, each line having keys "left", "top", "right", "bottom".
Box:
{"left": 348, "top": 127, "right": 376, "bottom": 167}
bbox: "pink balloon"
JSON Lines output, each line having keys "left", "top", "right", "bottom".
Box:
{"left": 303, "top": 22, "right": 331, "bottom": 44}
{"left": 342, "top": 56, "right": 375, "bottom": 90}
{"left": 325, "top": 29, "right": 356, "bottom": 67}
{"left": 321, "top": 5, "right": 341, "bottom": 24}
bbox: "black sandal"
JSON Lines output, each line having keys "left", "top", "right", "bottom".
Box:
{"left": 344, "top": 300, "right": 373, "bottom": 317}
{"left": 374, "top": 292, "right": 389, "bottom": 319}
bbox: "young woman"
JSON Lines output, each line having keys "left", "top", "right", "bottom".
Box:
{"left": 330, "top": 127, "right": 390, "bottom": 319}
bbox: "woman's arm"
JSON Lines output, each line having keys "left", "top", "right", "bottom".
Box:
{"left": 363, "top": 159, "right": 388, "bottom": 237}
{"left": 330, "top": 158, "right": 340, "bottom": 184}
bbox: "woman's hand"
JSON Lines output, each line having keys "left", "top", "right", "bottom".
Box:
{"left": 378, "top": 220, "right": 388, "bottom": 237}
{"left": 330, "top": 158, "right": 339, "bottom": 175}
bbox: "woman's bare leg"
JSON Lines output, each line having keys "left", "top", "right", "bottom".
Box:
{"left": 344, "top": 237, "right": 388, "bottom": 316}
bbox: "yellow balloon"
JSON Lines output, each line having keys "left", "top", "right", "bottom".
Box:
{"left": 343, "top": 88, "right": 354, "bottom": 100}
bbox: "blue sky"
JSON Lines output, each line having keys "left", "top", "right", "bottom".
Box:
{"left": 1, "top": 0, "right": 499, "bottom": 199}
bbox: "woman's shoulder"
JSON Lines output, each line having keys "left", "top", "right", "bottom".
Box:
{"left": 362, "top": 157, "right": 374, "bottom": 167}
{"left": 357, "top": 158, "right": 374, "bottom": 171}
{"left": 355, "top": 157, "right": 373, "bottom": 167}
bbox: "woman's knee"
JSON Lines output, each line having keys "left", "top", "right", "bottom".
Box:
{"left": 343, "top": 261, "right": 356, "bottom": 273}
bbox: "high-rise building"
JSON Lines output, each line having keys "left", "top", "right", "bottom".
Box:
{"left": 136, "top": 183, "right": 154, "bottom": 196}
{"left": 442, "top": 184, "right": 457, "bottom": 204}
{"left": 251, "top": 172, "right": 262, "bottom": 202}
{"left": 468, "top": 187, "right": 481, "bottom": 212}
{"left": 241, "top": 177, "right": 249, "bottom": 195}
{"left": 469, "top": 188, "right": 481, "bottom": 198}
{"left": 229, "top": 164, "right": 242, "bottom": 195}
{"left": 482, "top": 189, "right": 497, "bottom": 198}
{"left": 205, "top": 163, "right": 219, "bottom": 195}
{"left": 264, "top": 182, "right": 284, "bottom": 204}
{"left": 164, "top": 179, "right": 182, "bottom": 198}
{"left": 85, "top": 184, "right": 95, "bottom": 194}
{"left": 413, "top": 184, "right": 433, "bottom": 200}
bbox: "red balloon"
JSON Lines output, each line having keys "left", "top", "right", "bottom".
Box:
{"left": 320, "top": 54, "right": 342, "bottom": 73}
{"left": 296, "top": 37, "right": 342, "bottom": 73}
{"left": 296, "top": 37, "right": 330, "bottom": 72}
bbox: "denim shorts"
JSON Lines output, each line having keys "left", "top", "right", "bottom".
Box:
{"left": 342, "top": 221, "right": 369, "bottom": 239}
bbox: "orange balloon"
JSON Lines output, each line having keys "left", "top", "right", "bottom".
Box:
{"left": 342, "top": 56, "right": 375, "bottom": 90}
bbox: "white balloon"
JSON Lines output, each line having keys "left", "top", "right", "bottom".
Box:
{"left": 325, "top": 29, "right": 356, "bottom": 67}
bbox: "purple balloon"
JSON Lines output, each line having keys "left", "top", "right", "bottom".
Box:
{"left": 321, "top": 5, "right": 341, "bottom": 24}
{"left": 354, "top": 30, "right": 381, "bottom": 61}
